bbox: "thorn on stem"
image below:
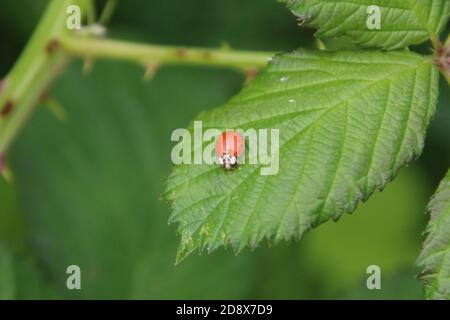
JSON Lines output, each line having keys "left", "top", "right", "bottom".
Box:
{"left": 244, "top": 68, "right": 258, "bottom": 83}
{"left": 83, "top": 57, "right": 94, "bottom": 74}
{"left": 143, "top": 63, "right": 159, "bottom": 81}
{"left": 41, "top": 91, "right": 67, "bottom": 121}
{"left": 0, "top": 154, "right": 13, "bottom": 183}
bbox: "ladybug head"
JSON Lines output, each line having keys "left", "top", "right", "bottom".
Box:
{"left": 215, "top": 131, "right": 244, "bottom": 170}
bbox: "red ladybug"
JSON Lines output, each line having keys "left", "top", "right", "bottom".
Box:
{"left": 215, "top": 131, "right": 244, "bottom": 169}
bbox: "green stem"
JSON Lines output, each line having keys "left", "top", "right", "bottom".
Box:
{"left": 58, "top": 36, "right": 273, "bottom": 71}
{"left": 99, "top": 0, "right": 119, "bottom": 26}
{"left": 0, "top": 0, "right": 94, "bottom": 154}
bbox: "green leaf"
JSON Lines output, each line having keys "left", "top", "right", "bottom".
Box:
{"left": 284, "top": 0, "right": 450, "bottom": 50}
{"left": 417, "top": 169, "right": 450, "bottom": 300}
{"left": 165, "top": 49, "right": 439, "bottom": 263}
{"left": 0, "top": 244, "right": 55, "bottom": 299}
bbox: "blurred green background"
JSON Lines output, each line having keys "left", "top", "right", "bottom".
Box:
{"left": 0, "top": 0, "right": 449, "bottom": 299}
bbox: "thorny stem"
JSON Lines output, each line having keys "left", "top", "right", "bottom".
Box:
{"left": 0, "top": 0, "right": 94, "bottom": 155}
{"left": 0, "top": 0, "right": 272, "bottom": 158}
{"left": 57, "top": 37, "right": 273, "bottom": 71}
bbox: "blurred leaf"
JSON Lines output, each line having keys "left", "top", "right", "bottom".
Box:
{"left": 300, "top": 168, "right": 428, "bottom": 297}
{"left": 0, "top": 0, "right": 47, "bottom": 40}
{"left": 417, "top": 168, "right": 450, "bottom": 300}
{"left": 165, "top": 49, "right": 438, "bottom": 262}
{"left": 0, "top": 245, "right": 15, "bottom": 299}
{"left": 12, "top": 256, "right": 58, "bottom": 299}
{"left": 342, "top": 269, "right": 423, "bottom": 300}
{"left": 130, "top": 248, "right": 258, "bottom": 299}
{"left": 0, "top": 244, "right": 55, "bottom": 299}
{"left": 10, "top": 59, "right": 260, "bottom": 298}
{"left": 284, "top": 0, "right": 450, "bottom": 50}
{"left": 0, "top": 176, "right": 26, "bottom": 253}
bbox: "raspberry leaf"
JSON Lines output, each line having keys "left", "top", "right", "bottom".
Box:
{"left": 284, "top": 0, "right": 450, "bottom": 50}
{"left": 417, "top": 169, "right": 450, "bottom": 300}
{"left": 165, "top": 49, "right": 439, "bottom": 263}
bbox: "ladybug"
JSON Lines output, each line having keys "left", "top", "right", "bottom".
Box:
{"left": 215, "top": 131, "right": 244, "bottom": 170}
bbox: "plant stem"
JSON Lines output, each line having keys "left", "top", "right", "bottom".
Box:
{"left": 0, "top": 0, "right": 94, "bottom": 155}
{"left": 57, "top": 37, "right": 273, "bottom": 71}
{"left": 99, "top": 0, "right": 119, "bottom": 26}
